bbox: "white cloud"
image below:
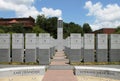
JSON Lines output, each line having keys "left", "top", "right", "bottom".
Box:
{"left": 0, "top": 0, "right": 62, "bottom": 18}
{"left": 85, "top": 1, "right": 120, "bottom": 30}
{"left": 40, "top": 7, "right": 62, "bottom": 17}
{"left": 4, "top": 0, "right": 34, "bottom": 5}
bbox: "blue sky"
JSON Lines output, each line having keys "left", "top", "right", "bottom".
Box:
{"left": 0, "top": 0, "right": 120, "bottom": 30}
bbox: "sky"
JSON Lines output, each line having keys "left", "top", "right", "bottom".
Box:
{"left": 0, "top": 0, "right": 120, "bottom": 30}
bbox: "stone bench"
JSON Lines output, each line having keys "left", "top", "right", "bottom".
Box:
{"left": 0, "top": 66, "right": 46, "bottom": 77}
{"left": 74, "top": 66, "right": 120, "bottom": 80}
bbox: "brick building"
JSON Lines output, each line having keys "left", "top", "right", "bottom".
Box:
{"left": 0, "top": 16, "right": 35, "bottom": 28}
{"left": 94, "top": 28, "right": 116, "bottom": 34}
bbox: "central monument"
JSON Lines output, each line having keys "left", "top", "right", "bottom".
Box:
{"left": 57, "top": 17, "right": 64, "bottom": 51}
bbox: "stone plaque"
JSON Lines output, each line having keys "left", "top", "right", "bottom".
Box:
{"left": 97, "top": 34, "right": 108, "bottom": 49}
{"left": 84, "top": 34, "right": 94, "bottom": 49}
{"left": 0, "top": 34, "right": 10, "bottom": 62}
{"left": 84, "top": 34, "right": 95, "bottom": 62}
{"left": 69, "top": 34, "right": 82, "bottom": 63}
{"left": 12, "top": 33, "right": 24, "bottom": 62}
{"left": 38, "top": 33, "right": 50, "bottom": 64}
{"left": 25, "top": 33, "right": 36, "bottom": 63}
{"left": 110, "top": 34, "right": 120, "bottom": 49}
{"left": 70, "top": 33, "right": 81, "bottom": 49}
{"left": 109, "top": 34, "right": 120, "bottom": 62}
{"left": 0, "top": 34, "right": 10, "bottom": 49}
{"left": 12, "top": 34, "right": 24, "bottom": 49}
{"left": 96, "top": 34, "right": 108, "bottom": 62}
{"left": 26, "top": 33, "right": 36, "bottom": 49}
{"left": 39, "top": 33, "right": 50, "bottom": 49}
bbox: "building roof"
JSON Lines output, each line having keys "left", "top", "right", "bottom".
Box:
{"left": 0, "top": 16, "right": 35, "bottom": 28}
{"left": 94, "top": 28, "right": 116, "bottom": 34}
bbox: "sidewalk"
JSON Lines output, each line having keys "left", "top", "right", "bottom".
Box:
{"left": 42, "top": 51, "right": 78, "bottom": 81}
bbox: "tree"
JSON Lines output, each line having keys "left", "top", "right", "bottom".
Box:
{"left": 83, "top": 23, "right": 92, "bottom": 33}
{"left": 36, "top": 15, "right": 47, "bottom": 28}
{"left": 11, "top": 23, "right": 25, "bottom": 33}
{"left": 63, "top": 22, "right": 83, "bottom": 38}
{"left": 63, "top": 23, "right": 70, "bottom": 38}
{"left": 0, "top": 29, "right": 5, "bottom": 33}
{"left": 0, "top": 26, "right": 9, "bottom": 33}
{"left": 36, "top": 15, "right": 58, "bottom": 38}
{"left": 32, "top": 26, "right": 46, "bottom": 34}
{"left": 46, "top": 17, "right": 57, "bottom": 38}
{"left": 115, "top": 26, "right": 120, "bottom": 34}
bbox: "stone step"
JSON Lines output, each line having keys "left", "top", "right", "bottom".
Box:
{"left": 53, "top": 57, "right": 66, "bottom": 60}
{"left": 51, "top": 59, "right": 69, "bottom": 61}
{"left": 53, "top": 55, "right": 66, "bottom": 57}
{"left": 47, "top": 65, "right": 74, "bottom": 70}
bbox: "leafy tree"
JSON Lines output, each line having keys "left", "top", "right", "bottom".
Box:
{"left": 83, "top": 23, "right": 92, "bottom": 33}
{"left": 36, "top": 15, "right": 47, "bottom": 28}
{"left": 35, "top": 15, "right": 86, "bottom": 38}
{"left": 69, "top": 22, "right": 83, "bottom": 33}
{"left": 11, "top": 23, "right": 25, "bottom": 33}
{"left": 46, "top": 17, "right": 57, "bottom": 38}
{"left": 36, "top": 15, "right": 57, "bottom": 38}
{"left": 0, "top": 29, "right": 5, "bottom": 33}
{"left": 63, "top": 23, "right": 70, "bottom": 38}
{"left": 32, "top": 26, "right": 46, "bottom": 34}
{"left": 0, "top": 26, "right": 9, "bottom": 32}
{"left": 63, "top": 22, "right": 83, "bottom": 38}
{"left": 115, "top": 26, "right": 120, "bottom": 34}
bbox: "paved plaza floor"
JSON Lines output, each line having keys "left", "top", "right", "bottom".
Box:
{"left": 42, "top": 51, "right": 120, "bottom": 81}
{"left": 42, "top": 51, "right": 78, "bottom": 81}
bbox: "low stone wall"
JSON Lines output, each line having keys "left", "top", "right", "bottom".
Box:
{"left": 0, "top": 66, "right": 46, "bottom": 77}
{"left": 75, "top": 66, "right": 120, "bottom": 80}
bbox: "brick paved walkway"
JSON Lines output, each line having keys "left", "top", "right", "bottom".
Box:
{"left": 42, "top": 51, "right": 78, "bottom": 81}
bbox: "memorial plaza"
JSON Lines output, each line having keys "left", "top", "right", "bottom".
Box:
{"left": 0, "top": 18, "right": 120, "bottom": 81}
